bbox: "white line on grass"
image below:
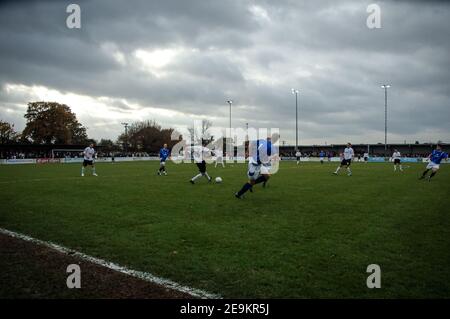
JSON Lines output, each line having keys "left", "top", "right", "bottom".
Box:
{"left": 0, "top": 227, "right": 221, "bottom": 299}
{"left": 0, "top": 174, "right": 149, "bottom": 184}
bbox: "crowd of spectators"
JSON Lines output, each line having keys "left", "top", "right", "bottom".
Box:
{"left": 0, "top": 151, "right": 154, "bottom": 159}
{"left": 279, "top": 151, "right": 431, "bottom": 158}
{"left": 0, "top": 149, "right": 437, "bottom": 160}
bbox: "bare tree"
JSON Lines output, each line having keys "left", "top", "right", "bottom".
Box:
{"left": 187, "top": 119, "right": 213, "bottom": 144}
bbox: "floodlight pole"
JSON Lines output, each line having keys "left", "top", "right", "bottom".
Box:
{"left": 246, "top": 122, "right": 249, "bottom": 141}
{"left": 227, "top": 100, "right": 233, "bottom": 133}
{"left": 227, "top": 100, "right": 233, "bottom": 150}
{"left": 292, "top": 89, "right": 299, "bottom": 151}
{"left": 381, "top": 85, "right": 390, "bottom": 156}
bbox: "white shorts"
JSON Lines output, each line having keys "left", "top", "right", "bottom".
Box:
{"left": 426, "top": 162, "right": 440, "bottom": 170}
{"left": 261, "top": 163, "right": 271, "bottom": 175}
{"left": 247, "top": 163, "right": 271, "bottom": 180}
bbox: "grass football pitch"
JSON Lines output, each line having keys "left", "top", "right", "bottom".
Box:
{"left": 0, "top": 161, "right": 449, "bottom": 298}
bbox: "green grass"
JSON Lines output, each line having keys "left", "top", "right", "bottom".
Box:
{"left": 1, "top": 161, "right": 449, "bottom": 298}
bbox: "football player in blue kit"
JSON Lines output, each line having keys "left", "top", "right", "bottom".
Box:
{"left": 319, "top": 150, "right": 325, "bottom": 164}
{"left": 158, "top": 143, "right": 170, "bottom": 175}
{"left": 419, "top": 144, "right": 448, "bottom": 181}
{"left": 235, "top": 135, "right": 277, "bottom": 199}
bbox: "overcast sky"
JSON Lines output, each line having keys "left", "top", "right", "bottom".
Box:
{"left": 0, "top": 0, "right": 449, "bottom": 145}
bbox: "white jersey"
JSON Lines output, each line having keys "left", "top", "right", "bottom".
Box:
{"left": 392, "top": 151, "right": 401, "bottom": 160}
{"left": 343, "top": 147, "right": 354, "bottom": 160}
{"left": 192, "top": 146, "right": 212, "bottom": 163}
{"left": 295, "top": 151, "right": 301, "bottom": 157}
{"left": 84, "top": 147, "right": 95, "bottom": 161}
{"left": 363, "top": 153, "right": 369, "bottom": 158}
{"left": 215, "top": 149, "right": 223, "bottom": 158}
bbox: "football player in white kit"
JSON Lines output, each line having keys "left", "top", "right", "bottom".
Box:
{"left": 81, "top": 143, "right": 97, "bottom": 177}
{"left": 392, "top": 149, "right": 403, "bottom": 172}
{"left": 363, "top": 152, "right": 369, "bottom": 163}
{"left": 214, "top": 147, "right": 225, "bottom": 168}
{"left": 333, "top": 143, "right": 354, "bottom": 176}
{"left": 295, "top": 150, "right": 301, "bottom": 165}
{"left": 190, "top": 141, "right": 213, "bottom": 184}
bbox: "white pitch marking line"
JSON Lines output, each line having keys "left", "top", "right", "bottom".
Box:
{"left": 0, "top": 227, "right": 221, "bottom": 299}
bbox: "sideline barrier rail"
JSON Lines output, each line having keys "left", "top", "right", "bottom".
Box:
{"left": 1, "top": 157, "right": 447, "bottom": 164}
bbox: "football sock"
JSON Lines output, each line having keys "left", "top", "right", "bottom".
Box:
{"left": 81, "top": 167, "right": 85, "bottom": 175}
{"left": 92, "top": 167, "right": 96, "bottom": 174}
{"left": 400, "top": 165, "right": 403, "bottom": 171}
{"left": 192, "top": 173, "right": 203, "bottom": 181}
{"left": 347, "top": 167, "right": 351, "bottom": 174}
{"left": 429, "top": 172, "right": 436, "bottom": 179}
{"left": 237, "top": 183, "right": 252, "bottom": 196}
{"left": 255, "top": 176, "right": 267, "bottom": 184}
{"left": 422, "top": 169, "right": 430, "bottom": 177}
{"left": 335, "top": 167, "right": 341, "bottom": 173}
{"left": 204, "top": 172, "right": 211, "bottom": 180}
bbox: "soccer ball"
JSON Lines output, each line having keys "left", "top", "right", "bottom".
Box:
{"left": 215, "top": 177, "right": 223, "bottom": 183}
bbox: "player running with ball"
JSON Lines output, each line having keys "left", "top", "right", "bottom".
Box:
{"left": 333, "top": 143, "right": 354, "bottom": 176}
{"left": 235, "top": 134, "right": 277, "bottom": 199}
{"left": 190, "top": 141, "right": 213, "bottom": 184}
{"left": 419, "top": 144, "right": 448, "bottom": 181}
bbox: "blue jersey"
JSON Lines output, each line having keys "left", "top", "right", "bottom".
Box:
{"left": 319, "top": 151, "right": 325, "bottom": 158}
{"left": 249, "top": 139, "right": 273, "bottom": 164}
{"left": 430, "top": 149, "right": 448, "bottom": 164}
{"left": 159, "top": 148, "right": 170, "bottom": 161}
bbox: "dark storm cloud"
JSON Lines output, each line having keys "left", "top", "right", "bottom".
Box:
{"left": 0, "top": 0, "right": 449, "bottom": 143}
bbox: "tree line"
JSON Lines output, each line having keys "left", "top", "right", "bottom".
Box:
{"left": 0, "top": 102, "right": 178, "bottom": 153}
